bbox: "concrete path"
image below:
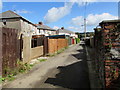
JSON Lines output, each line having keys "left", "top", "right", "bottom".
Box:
{"left": 3, "top": 44, "right": 90, "bottom": 89}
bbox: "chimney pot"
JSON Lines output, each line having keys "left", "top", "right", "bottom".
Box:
{"left": 39, "top": 22, "right": 43, "bottom": 25}
{"left": 61, "top": 27, "right": 64, "bottom": 30}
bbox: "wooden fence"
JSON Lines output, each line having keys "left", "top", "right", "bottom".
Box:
{"left": 94, "top": 21, "right": 120, "bottom": 88}
{"left": 47, "top": 39, "right": 68, "bottom": 54}
{"left": 44, "top": 37, "right": 48, "bottom": 55}
{"left": 1, "top": 27, "right": 20, "bottom": 76}
{"left": 0, "top": 28, "right": 2, "bottom": 76}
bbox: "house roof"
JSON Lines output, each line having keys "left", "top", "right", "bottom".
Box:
{"left": 0, "top": 10, "right": 36, "bottom": 27}
{"left": 46, "top": 35, "right": 70, "bottom": 39}
{"left": 35, "top": 24, "right": 56, "bottom": 31}
{"left": 0, "top": 10, "right": 21, "bottom": 18}
{"left": 100, "top": 19, "right": 120, "bottom": 24}
{"left": 57, "top": 28, "right": 75, "bottom": 34}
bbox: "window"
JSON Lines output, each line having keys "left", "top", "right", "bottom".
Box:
{"left": 3, "top": 19, "right": 6, "bottom": 25}
{"left": 31, "top": 37, "right": 44, "bottom": 48}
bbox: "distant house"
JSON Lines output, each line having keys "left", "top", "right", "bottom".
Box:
{"left": 0, "top": 10, "right": 40, "bottom": 62}
{"left": 56, "top": 27, "right": 76, "bottom": 38}
{"left": 35, "top": 22, "right": 56, "bottom": 36}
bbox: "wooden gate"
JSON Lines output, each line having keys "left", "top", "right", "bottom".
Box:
{"left": 1, "top": 27, "right": 20, "bottom": 76}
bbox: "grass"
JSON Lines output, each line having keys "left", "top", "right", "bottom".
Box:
{"left": 0, "top": 76, "right": 4, "bottom": 83}
{"left": 0, "top": 74, "right": 15, "bottom": 83}
{"left": 65, "top": 46, "right": 69, "bottom": 49}
{"left": 57, "top": 46, "right": 69, "bottom": 54}
{"left": 47, "top": 46, "right": 69, "bottom": 57}
{"left": 57, "top": 48, "right": 65, "bottom": 54}
{"left": 47, "top": 53, "right": 57, "bottom": 57}
{"left": 37, "top": 59, "right": 47, "bottom": 62}
{"left": 5, "top": 74, "right": 15, "bottom": 81}
{"left": 1, "top": 60, "right": 34, "bottom": 83}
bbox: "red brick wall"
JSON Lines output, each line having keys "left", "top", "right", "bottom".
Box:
{"left": 94, "top": 22, "right": 120, "bottom": 88}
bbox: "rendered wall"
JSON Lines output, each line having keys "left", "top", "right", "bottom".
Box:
{"left": 31, "top": 46, "right": 43, "bottom": 59}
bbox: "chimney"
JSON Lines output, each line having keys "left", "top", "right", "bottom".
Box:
{"left": 39, "top": 22, "right": 43, "bottom": 25}
{"left": 61, "top": 27, "right": 64, "bottom": 30}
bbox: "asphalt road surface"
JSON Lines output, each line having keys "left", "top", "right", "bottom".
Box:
{"left": 3, "top": 43, "right": 90, "bottom": 89}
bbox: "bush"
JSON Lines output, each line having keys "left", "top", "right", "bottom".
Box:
{"left": 75, "top": 38, "right": 80, "bottom": 44}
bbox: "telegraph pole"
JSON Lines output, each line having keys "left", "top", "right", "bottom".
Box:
{"left": 84, "top": 2, "right": 87, "bottom": 40}
{"left": 84, "top": 18, "right": 86, "bottom": 40}
{"left": 118, "top": 1, "right": 120, "bottom": 19}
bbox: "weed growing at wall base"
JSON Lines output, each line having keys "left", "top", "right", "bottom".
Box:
{"left": 48, "top": 46, "right": 69, "bottom": 57}
{"left": 37, "top": 59, "right": 47, "bottom": 62}
{"left": 0, "top": 74, "right": 15, "bottom": 83}
{"left": 57, "top": 48, "right": 65, "bottom": 54}
{"left": 1, "top": 60, "right": 34, "bottom": 83}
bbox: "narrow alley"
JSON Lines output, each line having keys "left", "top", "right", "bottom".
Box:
{"left": 3, "top": 44, "right": 90, "bottom": 89}
{"left": 1, "top": 2, "right": 120, "bottom": 89}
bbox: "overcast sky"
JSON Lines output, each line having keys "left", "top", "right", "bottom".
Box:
{"left": 2, "top": 1, "right": 118, "bottom": 32}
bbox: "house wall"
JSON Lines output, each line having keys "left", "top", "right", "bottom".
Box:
{"left": 31, "top": 46, "right": 43, "bottom": 59}
{"left": 56, "top": 29, "right": 76, "bottom": 38}
{"left": 47, "top": 30, "right": 56, "bottom": 36}
{"left": 36, "top": 29, "right": 48, "bottom": 36}
{"left": 58, "top": 32, "right": 70, "bottom": 36}
{"left": 0, "top": 18, "right": 21, "bottom": 37}
{"left": 1, "top": 18, "right": 38, "bottom": 37}
{"left": 32, "top": 26, "right": 38, "bottom": 35}
{"left": 75, "top": 34, "right": 78, "bottom": 38}
{"left": 51, "top": 30, "right": 56, "bottom": 35}
{"left": 36, "top": 29, "right": 45, "bottom": 35}
{"left": 0, "top": 18, "right": 43, "bottom": 63}
{"left": 20, "top": 19, "right": 38, "bottom": 36}
{"left": 71, "top": 33, "right": 76, "bottom": 38}
{"left": 58, "top": 32, "right": 76, "bottom": 38}
{"left": 20, "top": 19, "right": 38, "bottom": 63}
{"left": 22, "top": 36, "right": 31, "bottom": 63}
{"left": 40, "top": 29, "right": 44, "bottom": 35}
{"left": 36, "top": 29, "right": 56, "bottom": 36}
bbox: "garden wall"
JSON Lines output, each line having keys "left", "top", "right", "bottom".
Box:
{"left": 94, "top": 20, "right": 120, "bottom": 88}
{"left": 31, "top": 46, "right": 43, "bottom": 59}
